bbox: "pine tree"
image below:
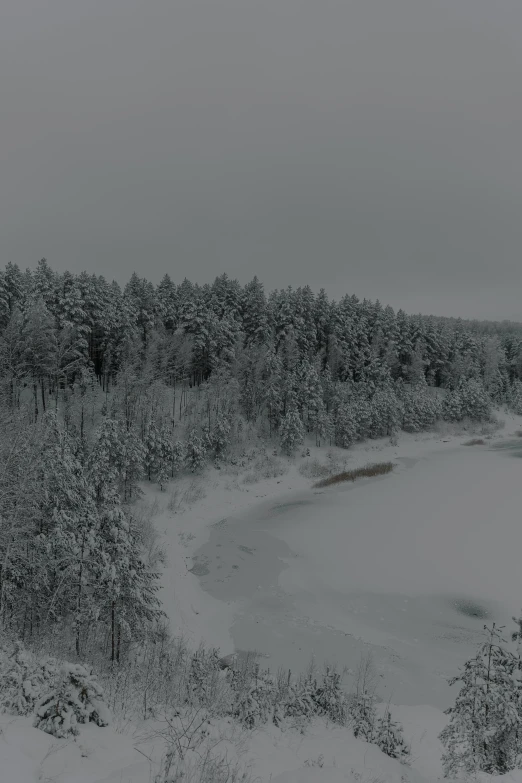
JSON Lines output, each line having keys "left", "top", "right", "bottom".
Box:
{"left": 279, "top": 409, "right": 304, "bottom": 455}
{"left": 21, "top": 298, "right": 58, "bottom": 419}
{"left": 375, "top": 709, "right": 410, "bottom": 761}
{"left": 185, "top": 428, "right": 207, "bottom": 473}
{"left": 334, "top": 402, "right": 358, "bottom": 448}
{"left": 439, "top": 623, "right": 522, "bottom": 777}
{"left": 509, "top": 380, "right": 522, "bottom": 415}
{"left": 95, "top": 486, "right": 164, "bottom": 661}
{"left": 33, "top": 663, "right": 110, "bottom": 737}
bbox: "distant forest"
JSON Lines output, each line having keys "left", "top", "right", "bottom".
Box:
{"left": 1, "top": 258, "right": 522, "bottom": 442}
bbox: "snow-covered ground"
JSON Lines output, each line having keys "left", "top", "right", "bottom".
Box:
{"left": 5, "top": 410, "right": 522, "bottom": 782}
{"left": 154, "top": 410, "right": 522, "bottom": 710}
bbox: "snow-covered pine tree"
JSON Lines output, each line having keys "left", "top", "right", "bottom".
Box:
{"left": 509, "top": 379, "right": 522, "bottom": 415}
{"left": 33, "top": 662, "right": 109, "bottom": 737}
{"left": 209, "top": 412, "right": 232, "bottom": 461}
{"left": 349, "top": 653, "right": 378, "bottom": 742}
{"left": 441, "top": 387, "right": 464, "bottom": 423}
{"left": 439, "top": 623, "right": 521, "bottom": 777}
{"left": 33, "top": 413, "right": 102, "bottom": 657}
{"left": 279, "top": 408, "right": 305, "bottom": 455}
{"left": 312, "top": 665, "right": 348, "bottom": 725}
{"left": 374, "top": 709, "right": 410, "bottom": 761}
{"left": 334, "top": 402, "right": 357, "bottom": 449}
{"left": 169, "top": 438, "right": 185, "bottom": 478}
{"left": 368, "top": 386, "right": 401, "bottom": 438}
{"left": 0, "top": 644, "right": 58, "bottom": 716}
{"left": 95, "top": 486, "right": 164, "bottom": 662}
{"left": 458, "top": 378, "right": 492, "bottom": 422}
{"left": 143, "top": 420, "right": 162, "bottom": 481}
{"left": 185, "top": 428, "right": 207, "bottom": 473}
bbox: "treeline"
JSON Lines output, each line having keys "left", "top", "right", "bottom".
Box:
{"left": 1, "top": 259, "right": 521, "bottom": 442}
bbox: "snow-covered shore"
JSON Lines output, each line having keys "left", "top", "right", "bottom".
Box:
{"left": 148, "top": 411, "right": 522, "bottom": 704}
{"left": 5, "top": 410, "right": 522, "bottom": 783}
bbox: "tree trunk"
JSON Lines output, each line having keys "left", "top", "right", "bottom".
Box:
{"left": 111, "top": 601, "right": 116, "bottom": 662}
{"left": 41, "top": 378, "right": 46, "bottom": 412}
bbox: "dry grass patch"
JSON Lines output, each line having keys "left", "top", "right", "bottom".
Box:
{"left": 464, "top": 438, "right": 486, "bottom": 446}
{"left": 313, "top": 462, "right": 394, "bottom": 488}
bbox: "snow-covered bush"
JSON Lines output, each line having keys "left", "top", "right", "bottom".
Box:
{"left": 242, "top": 452, "right": 288, "bottom": 483}
{"left": 311, "top": 666, "right": 349, "bottom": 725}
{"left": 275, "top": 673, "right": 317, "bottom": 728}
{"left": 348, "top": 689, "right": 377, "bottom": 741}
{"left": 231, "top": 665, "right": 277, "bottom": 729}
{"left": 33, "top": 663, "right": 110, "bottom": 738}
{"left": 0, "top": 643, "right": 58, "bottom": 716}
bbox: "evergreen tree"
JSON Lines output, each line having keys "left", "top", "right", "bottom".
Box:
{"left": 185, "top": 428, "right": 207, "bottom": 473}
{"left": 279, "top": 409, "right": 304, "bottom": 455}
{"left": 375, "top": 709, "right": 410, "bottom": 761}
{"left": 439, "top": 623, "right": 522, "bottom": 777}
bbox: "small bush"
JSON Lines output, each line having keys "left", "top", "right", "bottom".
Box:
{"left": 33, "top": 663, "right": 110, "bottom": 738}
{"left": 183, "top": 479, "right": 207, "bottom": 505}
{"left": 464, "top": 438, "right": 486, "bottom": 446}
{"left": 242, "top": 453, "right": 288, "bottom": 484}
{"left": 313, "top": 462, "right": 394, "bottom": 488}
{"left": 0, "top": 643, "right": 59, "bottom": 716}
{"left": 375, "top": 710, "right": 410, "bottom": 762}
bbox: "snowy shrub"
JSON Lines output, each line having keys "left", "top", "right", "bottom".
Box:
{"left": 313, "top": 462, "right": 394, "bottom": 488}
{"left": 348, "top": 689, "right": 377, "bottom": 742}
{"left": 311, "top": 666, "right": 349, "bottom": 725}
{"left": 374, "top": 710, "right": 410, "bottom": 761}
{"left": 230, "top": 665, "right": 277, "bottom": 729}
{"left": 242, "top": 452, "right": 288, "bottom": 483}
{"left": 277, "top": 673, "right": 317, "bottom": 727}
{"left": 0, "top": 644, "right": 59, "bottom": 717}
{"left": 33, "top": 663, "right": 110, "bottom": 738}
{"left": 348, "top": 653, "right": 378, "bottom": 742}
{"left": 189, "top": 646, "right": 222, "bottom": 707}
{"left": 182, "top": 478, "right": 207, "bottom": 505}
{"left": 298, "top": 458, "right": 332, "bottom": 479}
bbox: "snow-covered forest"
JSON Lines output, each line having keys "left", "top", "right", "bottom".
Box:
{"left": 3, "top": 258, "right": 522, "bottom": 781}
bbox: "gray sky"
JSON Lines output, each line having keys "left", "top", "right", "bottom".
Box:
{"left": 1, "top": 1, "right": 522, "bottom": 320}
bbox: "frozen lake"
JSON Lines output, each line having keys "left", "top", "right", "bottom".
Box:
{"left": 192, "top": 438, "right": 522, "bottom": 708}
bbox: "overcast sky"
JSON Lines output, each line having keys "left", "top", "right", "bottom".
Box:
{"left": 1, "top": 1, "right": 522, "bottom": 319}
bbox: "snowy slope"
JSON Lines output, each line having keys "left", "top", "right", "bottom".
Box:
{"left": 4, "top": 411, "right": 522, "bottom": 782}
